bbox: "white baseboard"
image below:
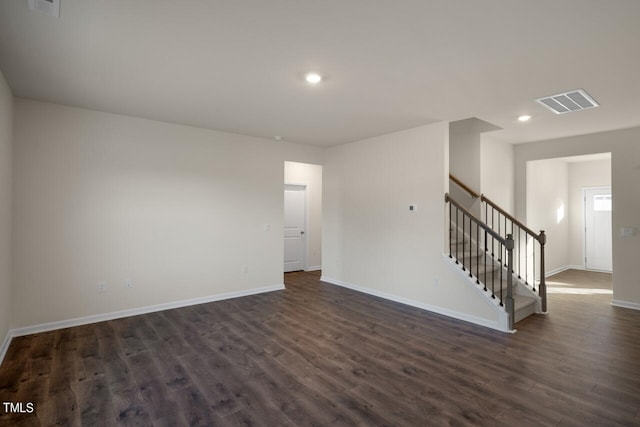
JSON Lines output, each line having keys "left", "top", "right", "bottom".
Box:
{"left": 545, "top": 265, "right": 572, "bottom": 277}
{"left": 0, "top": 330, "right": 11, "bottom": 367}
{"left": 612, "top": 299, "right": 640, "bottom": 311}
{"left": 10, "top": 284, "right": 285, "bottom": 338}
{"left": 320, "top": 275, "right": 506, "bottom": 332}
{"left": 545, "top": 265, "right": 614, "bottom": 278}
{"left": 304, "top": 265, "right": 322, "bottom": 272}
{"left": 545, "top": 265, "right": 587, "bottom": 277}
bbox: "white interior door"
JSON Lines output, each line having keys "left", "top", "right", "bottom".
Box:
{"left": 584, "top": 187, "right": 612, "bottom": 271}
{"left": 284, "top": 185, "right": 305, "bottom": 272}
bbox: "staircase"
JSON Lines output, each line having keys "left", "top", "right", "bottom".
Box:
{"left": 446, "top": 175, "right": 547, "bottom": 331}
{"left": 449, "top": 231, "right": 538, "bottom": 323}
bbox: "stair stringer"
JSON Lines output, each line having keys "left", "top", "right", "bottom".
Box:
{"left": 442, "top": 253, "right": 513, "bottom": 333}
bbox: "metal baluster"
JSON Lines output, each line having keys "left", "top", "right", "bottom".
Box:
{"left": 523, "top": 233, "right": 526, "bottom": 284}
{"left": 484, "top": 203, "right": 488, "bottom": 252}
{"left": 449, "top": 202, "right": 452, "bottom": 259}
{"left": 532, "top": 242, "right": 536, "bottom": 292}
{"left": 506, "top": 218, "right": 509, "bottom": 269}
{"left": 462, "top": 212, "right": 466, "bottom": 271}
{"left": 468, "top": 217, "right": 473, "bottom": 278}
{"left": 491, "top": 236, "right": 495, "bottom": 299}
{"left": 484, "top": 235, "right": 488, "bottom": 291}
{"left": 491, "top": 207, "right": 495, "bottom": 256}
{"left": 518, "top": 227, "right": 522, "bottom": 279}
{"left": 469, "top": 217, "right": 473, "bottom": 277}
{"left": 499, "top": 241, "right": 504, "bottom": 306}
{"left": 476, "top": 219, "right": 480, "bottom": 284}
{"left": 455, "top": 207, "right": 459, "bottom": 264}
{"left": 512, "top": 221, "right": 517, "bottom": 279}
{"left": 525, "top": 231, "right": 529, "bottom": 285}
{"left": 497, "top": 213, "right": 501, "bottom": 263}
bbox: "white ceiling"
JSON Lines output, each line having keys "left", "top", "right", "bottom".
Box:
{"left": 1, "top": 1, "right": 639, "bottom": 146}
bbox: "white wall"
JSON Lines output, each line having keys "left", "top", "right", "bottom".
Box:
{"left": 526, "top": 159, "right": 570, "bottom": 274}
{"left": 12, "top": 99, "right": 324, "bottom": 328}
{"left": 568, "top": 159, "right": 611, "bottom": 267}
{"left": 449, "top": 118, "right": 502, "bottom": 213}
{"left": 481, "top": 135, "right": 514, "bottom": 214}
{"left": 284, "top": 161, "right": 322, "bottom": 271}
{"left": 450, "top": 120, "right": 481, "bottom": 190}
{"left": 449, "top": 119, "right": 482, "bottom": 211}
{"left": 515, "top": 127, "right": 640, "bottom": 308}
{"left": 322, "top": 122, "right": 499, "bottom": 327}
{"left": 0, "top": 70, "right": 12, "bottom": 353}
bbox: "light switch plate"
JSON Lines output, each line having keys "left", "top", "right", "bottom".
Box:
{"left": 620, "top": 227, "right": 636, "bottom": 237}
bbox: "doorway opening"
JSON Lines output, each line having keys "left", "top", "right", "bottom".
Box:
{"left": 284, "top": 161, "right": 322, "bottom": 273}
{"left": 526, "top": 153, "right": 615, "bottom": 300}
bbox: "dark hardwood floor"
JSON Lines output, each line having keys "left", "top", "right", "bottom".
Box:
{"left": 1, "top": 270, "right": 639, "bottom": 426}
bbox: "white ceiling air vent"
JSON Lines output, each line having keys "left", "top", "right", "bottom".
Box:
{"left": 28, "top": 0, "right": 60, "bottom": 18}
{"left": 536, "top": 89, "right": 599, "bottom": 115}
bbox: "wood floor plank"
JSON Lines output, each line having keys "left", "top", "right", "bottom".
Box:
{"left": 177, "top": 353, "right": 242, "bottom": 418}
{"left": 0, "top": 336, "right": 33, "bottom": 394}
{"left": 1, "top": 269, "right": 639, "bottom": 426}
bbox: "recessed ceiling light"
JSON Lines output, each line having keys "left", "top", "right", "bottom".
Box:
{"left": 518, "top": 115, "right": 532, "bottom": 122}
{"left": 305, "top": 73, "right": 322, "bottom": 84}
{"left": 273, "top": 136, "right": 282, "bottom": 141}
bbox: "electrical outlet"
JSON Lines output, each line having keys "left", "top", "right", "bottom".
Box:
{"left": 242, "top": 266, "right": 249, "bottom": 274}
{"left": 97, "top": 282, "right": 107, "bottom": 293}
{"left": 125, "top": 278, "right": 133, "bottom": 289}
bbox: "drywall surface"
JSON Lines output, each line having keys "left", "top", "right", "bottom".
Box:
{"left": 284, "top": 161, "right": 322, "bottom": 270}
{"left": 12, "top": 99, "right": 324, "bottom": 328}
{"left": 0, "top": 70, "right": 12, "bottom": 351}
{"left": 481, "top": 135, "right": 514, "bottom": 214}
{"left": 323, "top": 122, "right": 499, "bottom": 326}
{"left": 515, "top": 127, "right": 640, "bottom": 306}
{"left": 526, "top": 159, "right": 569, "bottom": 274}
{"left": 449, "top": 118, "right": 501, "bottom": 213}
{"left": 568, "top": 160, "right": 612, "bottom": 268}
{"left": 449, "top": 120, "right": 481, "bottom": 211}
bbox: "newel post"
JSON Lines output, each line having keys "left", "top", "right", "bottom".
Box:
{"left": 505, "top": 234, "right": 515, "bottom": 330}
{"left": 539, "top": 230, "right": 547, "bottom": 312}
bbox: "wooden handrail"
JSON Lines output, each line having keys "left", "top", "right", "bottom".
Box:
{"left": 449, "top": 174, "right": 480, "bottom": 199}
{"left": 481, "top": 194, "right": 542, "bottom": 242}
{"left": 445, "top": 193, "right": 505, "bottom": 244}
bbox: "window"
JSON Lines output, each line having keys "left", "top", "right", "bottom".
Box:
{"left": 594, "top": 195, "right": 612, "bottom": 211}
